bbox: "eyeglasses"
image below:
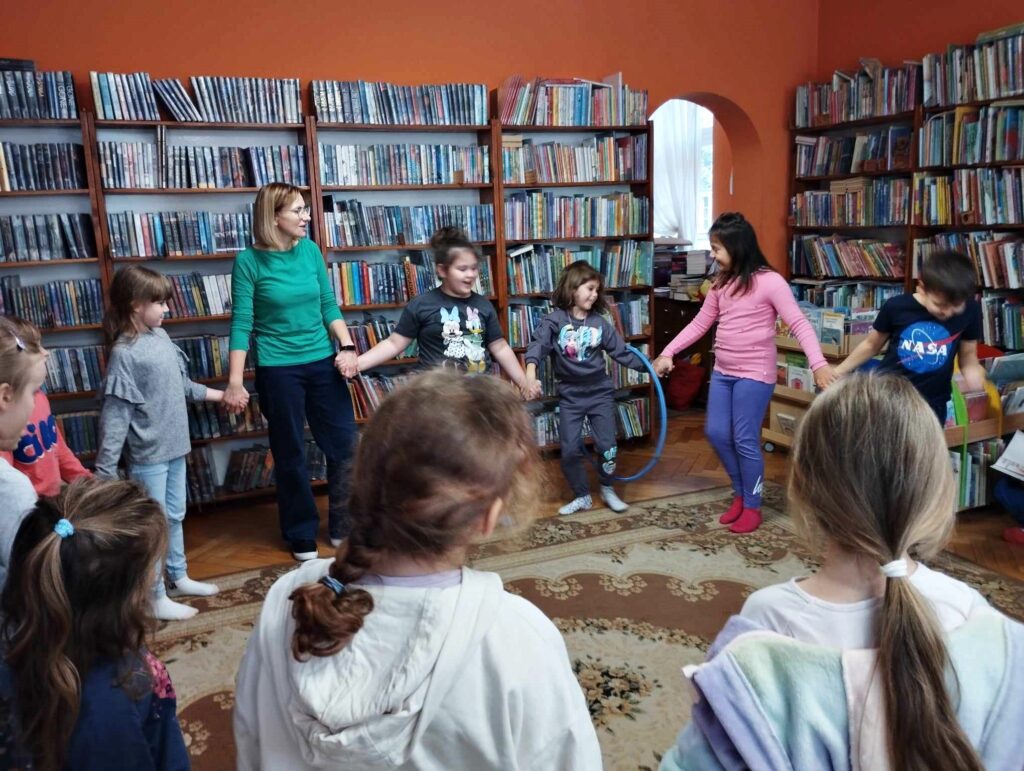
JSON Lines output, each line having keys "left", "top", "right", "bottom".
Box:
{"left": 285, "top": 206, "right": 311, "bottom": 217}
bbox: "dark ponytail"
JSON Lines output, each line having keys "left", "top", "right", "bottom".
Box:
{"left": 708, "top": 212, "right": 771, "bottom": 295}
{"left": 430, "top": 226, "right": 479, "bottom": 268}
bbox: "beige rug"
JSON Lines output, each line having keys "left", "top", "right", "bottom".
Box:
{"left": 152, "top": 485, "right": 1024, "bottom": 771}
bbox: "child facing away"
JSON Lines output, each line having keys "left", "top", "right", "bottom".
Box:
{"left": 660, "top": 375, "right": 1022, "bottom": 771}
{"left": 0, "top": 478, "right": 189, "bottom": 770}
{"left": 523, "top": 260, "right": 645, "bottom": 514}
{"left": 835, "top": 249, "right": 986, "bottom": 424}
{"left": 652, "top": 212, "right": 836, "bottom": 534}
{"left": 356, "top": 227, "right": 529, "bottom": 389}
{"left": 234, "top": 370, "right": 602, "bottom": 770}
{"left": 95, "top": 266, "right": 223, "bottom": 622}
{"left": 0, "top": 316, "right": 91, "bottom": 497}
{"left": 0, "top": 317, "right": 47, "bottom": 591}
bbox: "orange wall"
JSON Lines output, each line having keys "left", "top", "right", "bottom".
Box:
{"left": 713, "top": 121, "right": 735, "bottom": 216}
{"left": 817, "top": 1, "right": 1023, "bottom": 78}
{"left": 0, "top": 0, "right": 820, "bottom": 266}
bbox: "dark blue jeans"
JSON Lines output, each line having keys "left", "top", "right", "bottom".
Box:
{"left": 255, "top": 355, "right": 356, "bottom": 544}
{"left": 705, "top": 371, "right": 775, "bottom": 509}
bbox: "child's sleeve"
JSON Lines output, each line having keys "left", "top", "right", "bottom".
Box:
{"left": 963, "top": 300, "right": 983, "bottom": 341}
{"left": 768, "top": 275, "right": 827, "bottom": 371}
{"left": 601, "top": 317, "right": 646, "bottom": 370}
{"left": 141, "top": 653, "right": 190, "bottom": 771}
{"left": 394, "top": 296, "right": 422, "bottom": 339}
{"left": 233, "top": 614, "right": 265, "bottom": 770}
{"left": 94, "top": 350, "right": 142, "bottom": 480}
{"left": 229, "top": 250, "right": 256, "bottom": 353}
{"left": 483, "top": 299, "right": 504, "bottom": 346}
{"left": 524, "top": 313, "right": 558, "bottom": 366}
{"left": 55, "top": 421, "right": 91, "bottom": 483}
{"left": 872, "top": 300, "right": 894, "bottom": 334}
{"left": 659, "top": 289, "right": 720, "bottom": 359}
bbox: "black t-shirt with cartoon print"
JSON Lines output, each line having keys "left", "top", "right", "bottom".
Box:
{"left": 873, "top": 293, "right": 982, "bottom": 419}
{"left": 395, "top": 287, "right": 503, "bottom": 371}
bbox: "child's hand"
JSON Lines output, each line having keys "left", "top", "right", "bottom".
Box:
{"left": 522, "top": 378, "right": 543, "bottom": 400}
{"left": 652, "top": 356, "right": 674, "bottom": 377}
{"left": 223, "top": 384, "right": 249, "bottom": 414}
{"left": 813, "top": 365, "right": 838, "bottom": 391}
{"left": 962, "top": 364, "right": 987, "bottom": 393}
{"left": 335, "top": 350, "right": 358, "bottom": 379}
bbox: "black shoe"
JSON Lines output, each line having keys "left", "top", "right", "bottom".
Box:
{"left": 290, "top": 540, "right": 319, "bottom": 561}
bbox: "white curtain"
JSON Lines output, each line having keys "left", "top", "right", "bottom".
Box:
{"left": 652, "top": 100, "right": 704, "bottom": 241}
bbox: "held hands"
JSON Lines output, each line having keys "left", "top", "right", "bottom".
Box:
{"left": 521, "top": 377, "right": 543, "bottom": 401}
{"left": 652, "top": 355, "right": 674, "bottom": 378}
{"left": 813, "top": 364, "right": 838, "bottom": 391}
{"left": 335, "top": 350, "right": 358, "bottom": 379}
{"left": 223, "top": 383, "right": 249, "bottom": 414}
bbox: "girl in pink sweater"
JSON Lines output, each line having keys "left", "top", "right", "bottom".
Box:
{"left": 653, "top": 213, "right": 836, "bottom": 533}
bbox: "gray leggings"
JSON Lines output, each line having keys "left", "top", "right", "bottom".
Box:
{"left": 558, "top": 379, "right": 617, "bottom": 497}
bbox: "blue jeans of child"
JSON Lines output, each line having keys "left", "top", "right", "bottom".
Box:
{"left": 705, "top": 372, "right": 775, "bottom": 509}
{"left": 256, "top": 354, "right": 356, "bottom": 545}
{"left": 130, "top": 455, "right": 187, "bottom": 600}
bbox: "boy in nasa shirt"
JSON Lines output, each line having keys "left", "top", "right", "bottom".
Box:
{"left": 835, "top": 250, "right": 986, "bottom": 424}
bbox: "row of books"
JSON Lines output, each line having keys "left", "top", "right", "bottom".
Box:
{"left": 161, "top": 272, "right": 232, "bottom": 319}
{"left": 328, "top": 260, "right": 418, "bottom": 306}
{"left": 911, "top": 168, "right": 1024, "bottom": 226}
{"left": 950, "top": 440, "right": 1001, "bottom": 510}
{"left": 0, "top": 277, "right": 103, "bottom": 328}
{"left": 793, "top": 126, "right": 912, "bottom": 178}
{"left": 0, "top": 213, "right": 95, "bottom": 262}
{"left": 318, "top": 142, "right": 490, "bottom": 187}
{"left": 776, "top": 302, "right": 877, "bottom": 350}
{"left": 405, "top": 249, "right": 492, "bottom": 297}
{"left": 45, "top": 345, "right": 105, "bottom": 395}
{"left": 503, "top": 190, "right": 650, "bottom": 240}
{"left": 222, "top": 441, "right": 327, "bottom": 494}
{"left": 159, "top": 77, "right": 302, "bottom": 125}
{"left": 55, "top": 411, "right": 99, "bottom": 456}
{"left": 530, "top": 396, "right": 651, "bottom": 446}
{"left": 322, "top": 199, "right": 495, "bottom": 248}
{"left": 345, "top": 316, "right": 418, "bottom": 359}
{"left": 790, "top": 280, "right": 903, "bottom": 311}
{"left": 0, "top": 142, "right": 87, "bottom": 191}
{"left": 312, "top": 81, "right": 488, "bottom": 126}
{"left": 187, "top": 397, "right": 267, "bottom": 441}
{"left": 505, "top": 240, "right": 654, "bottom": 295}
{"left": 185, "top": 446, "right": 216, "bottom": 504}
{"left": 98, "top": 141, "right": 308, "bottom": 189}
{"left": 174, "top": 334, "right": 255, "bottom": 380}
{"left": 776, "top": 351, "right": 816, "bottom": 392}
{"left": 0, "top": 69, "right": 78, "bottom": 120}
{"left": 506, "top": 301, "right": 551, "bottom": 348}
{"left": 501, "top": 133, "right": 648, "bottom": 184}
{"left": 919, "top": 104, "right": 1024, "bottom": 168}
{"left": 912, "top": 231, "right": 1022, "bottom": 290}
{"left": 609, "top": 343, "right": 650, "bottom": 389}
{"left": 789, "top": 235, "right": 906, "bottom": 279}
{"left": 793, "top": 60, "right": 921, "bottom": 128}
{"left": 789, "top": 177, "right": 910, "bottom": 227}
{"left": 981, "top": 293, "right": 1022, "bottom": 350}
{"left": 608, "top": 296, "right": 650, "bottom": 337}
{"left": 88, "top": 72, "right": 160, "bottom": 121}
{"left": 107, "top": 210, "right": 252, "bottom": 258}
{"left": 923, "top": 25, "right": 1024, "bottom": 108}
{"left": 347, "top": 373, "right": 409, "bottom": 421}
{"left": 499, "top": 73, "right": 648, "bottom": 127}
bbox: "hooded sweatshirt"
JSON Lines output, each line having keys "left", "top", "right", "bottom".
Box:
{"left": 234, "top": 559, "right": 602, "bottom": 770}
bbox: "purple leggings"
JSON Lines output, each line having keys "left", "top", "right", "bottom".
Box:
{"left": 705, "top": 372, "right": 775, "bottom": 509}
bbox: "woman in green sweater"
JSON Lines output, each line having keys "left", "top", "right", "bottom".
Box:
{"left": 226, "top": 183, "right": 358, "bottom": 561}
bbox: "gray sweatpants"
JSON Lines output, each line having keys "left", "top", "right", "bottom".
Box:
{"left": 558, "top": 379, "right": 618, "bottom": 498}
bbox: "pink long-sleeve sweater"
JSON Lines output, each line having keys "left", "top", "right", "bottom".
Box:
{"left": 659, "top": 270, "right": 827, "bottom": 385}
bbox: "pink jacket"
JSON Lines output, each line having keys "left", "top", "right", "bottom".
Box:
{"left": 659, "top": 270, "right": 827, "bottom": 384}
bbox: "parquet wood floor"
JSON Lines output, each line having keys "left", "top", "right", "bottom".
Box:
{"left": 183, "top": 412, "right": 1023, "bottom": 582}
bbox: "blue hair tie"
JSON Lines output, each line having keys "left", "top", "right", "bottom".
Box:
{"left": 53, "top": 519, "right": 74, "bottom": 539}
{"left": 319, "top": 575, "right": 346, "bottom": 596}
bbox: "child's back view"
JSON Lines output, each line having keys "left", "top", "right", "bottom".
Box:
{"left": 234, "top": 370, "right": 601, "bottom": 770}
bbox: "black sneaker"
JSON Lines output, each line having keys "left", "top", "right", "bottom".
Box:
{"left": 290, "top": 540, "right": 319, "bottom": 561}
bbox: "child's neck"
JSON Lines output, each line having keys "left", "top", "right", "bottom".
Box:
{"left": 439, "top": 284, "right": 471, "bottom": 299}
{"left": 131, "top": 317, "right": 153, "bottom": 334}
{"left": 570, "top": 305, "right": 588, "bottom": 320}
{"left": 800, "top": 540, "right": 916, "bottom": 603}
{"left": 370, "top": 549, "right": 466, "bottom": 577}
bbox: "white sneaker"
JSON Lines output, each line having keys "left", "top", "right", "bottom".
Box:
{"left": 167, "top": 576, "right": 220, "bottom": 598}
{"left": 153, "top": 596, "right": 198, "bottom": 621}
{"left": 558, "top": 495, "right": 592, "bottom": 516}
{"left": 600, "top": 486, "right": 629, "bottom": 513}
{"left": 330, "top": 538, "right": 344, "bottom": 548}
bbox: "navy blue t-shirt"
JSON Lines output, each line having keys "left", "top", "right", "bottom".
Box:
{"left": 873, "top": 293, "right": 982, "bottom": 420}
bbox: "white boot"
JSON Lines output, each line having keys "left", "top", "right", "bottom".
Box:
{"left": 558, "top": 495, "right": 592, "bottom": 516}
{"left": 153, "top": 596, "right": 198, "bottom": 621}
{"left": 168, "top": 575, "right": 220, "bottom": 597}
{"left": 600, "top": 486, "right": 629, "bottom": 513}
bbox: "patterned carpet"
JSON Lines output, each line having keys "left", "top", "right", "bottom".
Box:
{"left": 153, "top": 485, "right": 1024, "bottom": 771}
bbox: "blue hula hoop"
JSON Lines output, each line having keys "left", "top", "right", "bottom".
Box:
{"left": 580, "top": 344, "right": 668, "bottom": 483}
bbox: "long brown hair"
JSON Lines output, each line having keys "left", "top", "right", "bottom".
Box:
{"left": 551, "top": 260, "right": 608, "bottom": 314}
{"left": 252, "top": 182, "right": 306, "bottom": 251}
{"left": 789, "top": 374, "right": 982, "bottom": 771}
{"left": 102, "top": 266, "right": 173, "bottom": 352}
{"left": 708, "top": 212, "right": 772, "bottom": 296}
{"left": 1, "top": 478, "right": 168, "bottom": 771}
{"left": 290, "top": 369, "right": 542, "bottom": 660}
{"left": 0, "top": 315, "right": 45, "bottom": 395}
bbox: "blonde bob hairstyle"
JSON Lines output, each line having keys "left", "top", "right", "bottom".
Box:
{"left": 252, "top": 182, "right": 307, "bottom": 251}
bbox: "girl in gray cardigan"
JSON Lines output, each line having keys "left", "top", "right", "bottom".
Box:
{"left": 96, "top": 267, "right": 225, "bottom": 621}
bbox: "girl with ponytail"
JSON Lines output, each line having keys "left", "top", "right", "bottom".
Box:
{"left": 661, "top": 375, "right": 1024, "bottom": 770}
{"left": 234, "top": 369, "right": 600, "bottom": 770}
{"left": 0, "top": 478, "right": 188, "bottom": 770}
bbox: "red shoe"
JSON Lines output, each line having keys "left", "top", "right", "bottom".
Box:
{"left": 729, "top": 508, "right": 762, "bottom": 534}
{"left": 1004, "top": 527, "right": 1024, "bottom": 546}
{"left": 719, "top": 495, "right": 744, "bottom": 525}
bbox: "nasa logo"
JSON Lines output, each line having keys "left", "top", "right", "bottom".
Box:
{"left": 896, "top": 321, "right": 959, "bottom": 374}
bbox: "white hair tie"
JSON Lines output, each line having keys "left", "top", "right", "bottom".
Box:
{"left": 880, "top": 559, "right": 908, "bottom": 579}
